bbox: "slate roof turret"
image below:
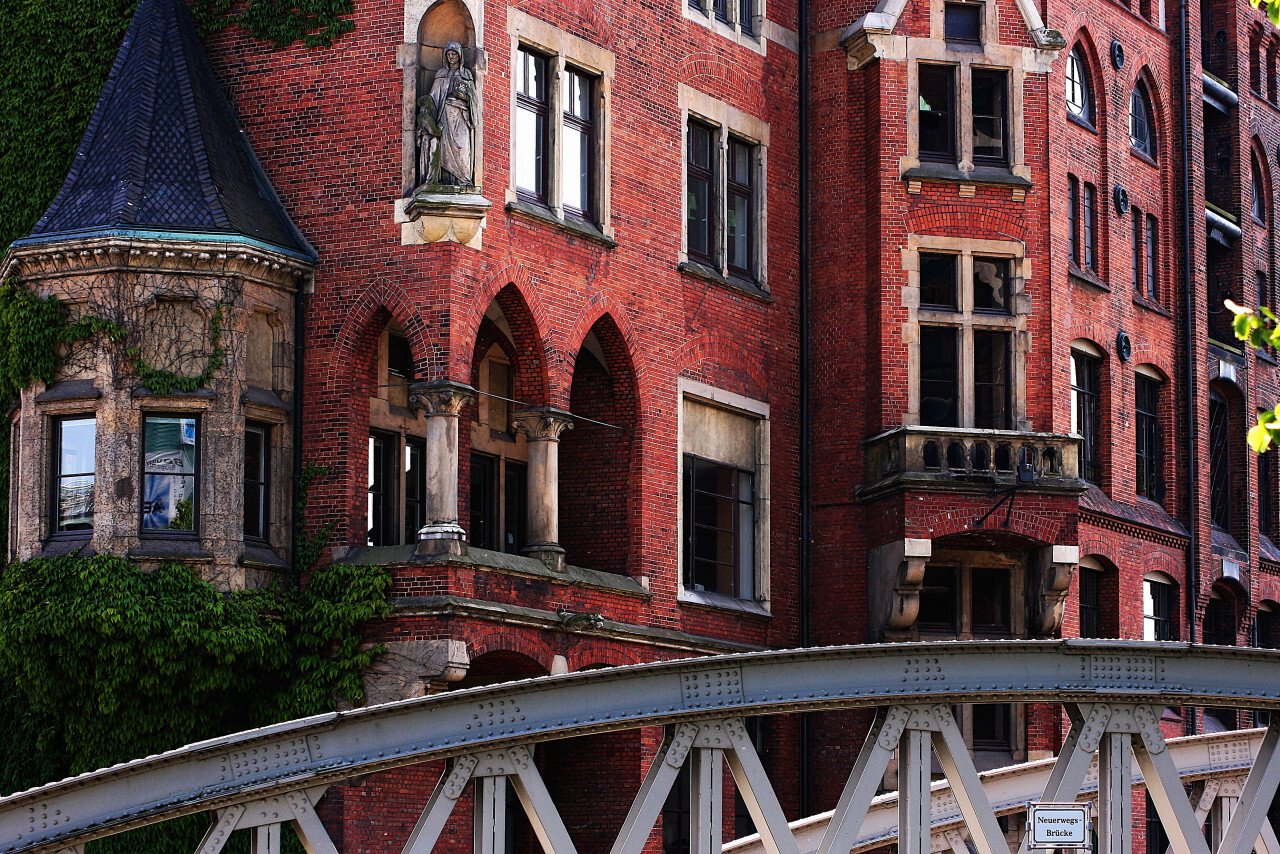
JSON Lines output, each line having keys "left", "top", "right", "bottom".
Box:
{"left": 16, "top": 0, "right": 314, "bottom": 261}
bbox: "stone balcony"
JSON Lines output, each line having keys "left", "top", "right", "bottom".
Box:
{"left": 857, "top": 425, "right": 1087, "bottom": 501}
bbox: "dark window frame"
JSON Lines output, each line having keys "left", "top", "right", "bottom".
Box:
{"left": 682, "top": 453, "right": 756, "bottom": 600}
{"left": 1209, "top": 389, "right": 1233, "bottom": 530}
{"left": 1132, "top": 205, "right": 1144, "bottom": 295}
{"left": 971, "top": 67, "right": 1009, "bottom": 167}
{"left": 562, "top": 66, "right": 597, "bottom": 223}
{"left": 515, "top": 46, "right": 550, "bottom": 205}
{"left": 1145, "top": 214, "right": 1159, "bottom": 299}
{"left": 244, "top": 422, "right": 269, "bottom": 543}
{"left": 1079, "top": 567, "right": 1101, "bottom": 638}
{"left": 1068, "top": 175, "right": 1080, "bottom": 267}
{"left": 918, "top": 63, "right": 957, "bottom": 163}
{"left": 367, "top": 431, "right": 397, "bottom": 547}
{"left": 140, "top": 413, "right": 200, "bottom": 537}
{"left": 1129, "top": 82, "right": 1157, "bottom": 159}
{"left": 1065, "top": 46, "right": 1093, "bottom": 125}
{"left": 1136, "top": 374, "right": 1162, "bottom": 501}
{"left": 1253, "top": 151, "right": 1268, "bottom": 224}
{"left": 1082, "top": 181, "right": 1098, "bottom": 272}
{"left": 1072, "top": 350, "right": 1101, "bottom": 484}
{"left": 1144, "top": 577, "right": 1177, "bottom": 641}
{"left": 403, "top": 437, "right": 426, "bottom": 545}
{"left": 52, "top": 414, "right": 96, "bottom": 538}
{"left": 726, "top": 135, "right": 755, "bottom": 278}
{"left": 686, "top": 118, "right": 717, "bottom": 267}
{"left": 944, "top": 2, "right": 982, "bottom": 43}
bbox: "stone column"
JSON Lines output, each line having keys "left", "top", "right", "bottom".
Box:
{"left": 513, "top": 407, "right": 573, "bottom": 571}
{"left": 410, "top": 380, "right": 475, "bottom": 557}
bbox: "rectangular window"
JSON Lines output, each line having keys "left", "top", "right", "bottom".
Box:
{"left": 944, "top": 2, "right": 982, "bottom": 42}
{"left": 972, "top": 704, "right": 1012, "bottom": 750}
{"left": 683, "top": 455, "right": 754, "bottom": 599}
{"left": 970, "top": 566, "right": 1011, "bottom": 636}
{"left": 726, "top": 136, "right": 754, "bottom": 276}
{"left": 1132, "top": 206, "right": 1143, "bottom": 295}
{"left": 686, "top": 119, "right": 715, "bottom": 265}
{"left": 244, "top": 423, "right": 267, "bottom": 541}
{"left": 504, "top": 459, "right": 528, "bottom": 553}
{"left": 713, "top": 0, "right": 730, "bottom": 23}
{"left": 971, "top": 69, "right": 1007, "bottom": 165}
{"left": 1209, "top": 391, "right": 1232, "bottom": 529}
{"left": 367, "top": 433, "right": 395, "bottom": 546}
{"left": 515, "top": 47, "right": 549, "bottom": 203}
{"left": 917, "top": 565, "right": 958, "bottom": 633}
{"left": 1136, "top": 376, "right": 1161, "bottom": 500}
{"left": 1082, "top": 182, "right": 1097, "bottom": 271}
{"left": 920, "top": 326, "right": 959, "bottom": 427}
{"left": 919, "top": 253, "right": 958, "bottom": 309}
{"left": 1145, "top": 215, "right": 1158, "bottom": 299}
{"left": 469, "top": 452, "right": 526, "bottom": 554}
{"left": 973, "top": 330, "right": 1011, "bottom": 430}
{"left": 1143, "top": 578, "right": 1176, "bottom": 641}
{"left": 469, "top": 452, "right": 498, "bottom": 550}
{"left": 1261, "top": 448, "right": 1275, "bottom": 535}
{"left": 739, "top": 0, "right": 754, "bottom": 33}
{"left": 54, "top": 416, "right": 95, "bottom": 534}
{"left": 404, "top": 439, "right": 426, "bottom": 544}
{"left": 142, "top": 415, "right": 197, "bottom": 532}
{"left": 1072, "top": 352, "right": 1100, "bottom": 483}
{"left": 918, "top": 65, "right": 956, "bottom": 161}
{"left": 1079, "top": 568, "right": 1100, "bottom": 638}
{"left": 562, "top": 68, "right": 595, "bottom": 221}
{"left": 972, "top": 256, "right": 1010, "bottom": 313}
{"left": 1067, "top": 175, "right": 1079, "bottom": 266}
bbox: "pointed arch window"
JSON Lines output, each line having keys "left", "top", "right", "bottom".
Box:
{"left": 1129, "top": 81, "right": 1157, "bottom": 159}
{"left": 1253, "top": 150, "right": 1267, "bottom": 223}
{"left": 1065, "top": 46, "right": 1093, "bottom": 126}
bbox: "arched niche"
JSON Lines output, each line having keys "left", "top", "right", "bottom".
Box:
{"left": 418, "top": 0, "right": 476, "bottom": 72}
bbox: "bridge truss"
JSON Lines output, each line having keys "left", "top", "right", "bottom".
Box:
{"left": 2, "top": 641, "right": 1279, "bottom": 854}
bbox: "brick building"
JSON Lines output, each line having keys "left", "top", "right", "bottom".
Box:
{"left": 1, "top": 0, "right": 1277, "bottom": 846}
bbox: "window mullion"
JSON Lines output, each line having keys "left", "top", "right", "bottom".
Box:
{"left": 718, "top": 130, "right": 729, "bottom": 275}
{"left": 548, "top": 55, "right": 566, "bottom": 218}
{"left": 958, "top": 60, "right": 975, "bottom": 172}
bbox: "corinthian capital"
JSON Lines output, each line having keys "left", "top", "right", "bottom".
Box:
{"left": 513, "top": 407, "right": 574, "bottom": 441}
{"left": 409, "top": 380, "right": 476, "bottom": 416}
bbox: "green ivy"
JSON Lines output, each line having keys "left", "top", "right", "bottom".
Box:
{"left": 191, "top": 0, "right": 356, "bottom": 49}
{"left": 0, "top": 554, "right": 390, "bottom": 779}
{"left": 296, "top": 463, "right": 338, "bottom": 573}
{"left": 126, "top": 303, "right": 228, "bottom": 394}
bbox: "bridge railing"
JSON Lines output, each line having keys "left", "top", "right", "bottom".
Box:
{"left": 2, "top": 640, "right": 1279, "bottom": 854}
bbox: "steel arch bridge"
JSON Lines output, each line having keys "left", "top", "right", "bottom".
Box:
{"left": 3, "top": 641, "right": 1280, "bottom": 854}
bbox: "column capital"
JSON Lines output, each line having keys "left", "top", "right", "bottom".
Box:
{"left": 513, "top": 407, "right": 574, "bottom": 441}
{"left": 409, "top": 380, "right": 475, "bottom": 416}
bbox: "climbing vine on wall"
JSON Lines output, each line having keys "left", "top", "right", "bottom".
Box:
{"left": 190, "top": 0, "right": 356, "bottom": 49}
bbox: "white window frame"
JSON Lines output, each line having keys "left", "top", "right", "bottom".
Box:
{"left": 676, "top": 377, "right": 770, "bottom": 614}
{"left": 904, "top": 235, "right": 1029, "bottom": 429}
{"left": 678, "top": 85, "right": 770, "bottom": 290}
{"left": 506, "top": 9, "right": 615, "bottom": 238}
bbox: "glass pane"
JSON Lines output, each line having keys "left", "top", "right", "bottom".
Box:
{"left": 972, "top": 257, "right": 1009, "bottom": 312}
{"left": 689, "top": 122, "right": 713, "bottom": 169}
{"left": 727, "top": 191, "right": 749, "bottom": 270}
{"left": 516, "top": 107, "right": 544, "bottom": 196}
{"left": 1066, "top": 50, "right": 1087, "bottom": 118}
{"left": 973, "top": 331, "right": 1010, "bottom": 430}
{"left": 60, "top": 418, "right": 95, "bottom": 476}
{"left": 58, "top": 476, "right": 94, "bottom": 532}
{"left": 244, "top": 427, "right": 265, "bottom": 540}
{"left": 567, "top": 71, "right": 590, "bottom": 120}
{"left": 730, "top": 139, "right": 751, "bottom": 185}
{"left": 919, "top": 253, "right": 957, "bottom": 308}
{"left": 918, "top": 565, "right": 957, "bottom": 630}
{"left": 971, "top": 567, "right": 1011, "bottom": 633}
{"left": 918, "top": 65, "right": 954, "bottom": 158}
{"left": 944, "top": 3, "right": 981, "bottom": 41}
{"left": 518, "top": 49, "right": 544, "bottom": 101}
{"left": 920, "top": 326, "right": 958, "bottom": 427}
{"left": 142, "top": 417, "right": 196, "bottom": 530}
{"left": 972, "top": 69, "right": 1006, "bottom": 161}
{"left": 563, "top": 125, "right": 589, "bottom": 214}
{"left": 739, "top": 0, "right": 753, "bottom": 32}
{"left": 687, "top": 175, "right": 711, "bottom": 258}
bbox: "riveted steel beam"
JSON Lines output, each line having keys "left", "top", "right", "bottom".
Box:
{"left": 6, "top": 642, "right": 1280, "bottom": 854}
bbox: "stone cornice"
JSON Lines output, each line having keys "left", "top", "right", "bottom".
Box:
{"left": 1, "top": 235, "right": 313, "bottom": 292}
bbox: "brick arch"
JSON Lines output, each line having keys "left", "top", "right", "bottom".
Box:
{"left": 454, "top": 263, "right": 553, "bottom": 387}
{"left": 333, "top": 278, "right": 438, "bottom": 380}
{"left": 558, "top": 294, "right": 642, "bottom": 406}
{"left": 918, "top": 507, "right": 1061, "bottom": 545}
{"left": 463, "top": 630, "right": 556, "bottom": 674}
{"left": 674, "top": 332, "right": 770, "bottom": 402}
{"left": 566, "top": 643, "right": 659, "bottom": 671}
{"left": 906, "top": 204, "right": 1027, "bottom": 243}
{"left": 680, "top": 54, "right": 759, "bottom": 109}
{"left": 1128, "top": 350, "right": 1175, "bottom": 382}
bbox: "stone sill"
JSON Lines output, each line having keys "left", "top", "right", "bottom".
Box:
{"left": 389, "top": 594, "right": 765, "bottom": 654}
{"left": 677, "top": 260, "right": 772, "bottom": 303}
{"left": 505, "top": 200, "right": 617, "bottom": 248}
{"left": 901, "top": 163, "right": 1032, "bottom": 188}
{"left": 35, "top": 380, "right": 100, "bottom": 402}
{"left": 241, "top": 543, "right": 288, "bottom": 569}
{"left": 130, "top": 538, "right": 212, "bottom": 562}
{"left": 1133, "top": 294, "right": 1172, "bottom": 317}
{"left": 133, "top": 386, "right": 216, "bottom": 400}
{"left": 1069, "top": 266, "right": 1109, "bottom": 292}
{"left": 242, "top": 386, "right": 290, "bottom": 412}
{"left": 39, "top": 537, "right": 94, "bottom": 558}
{"left": 677, "top": 587, "right": 771, "bottom": 619}
{"left": 347, "top": 543, "right": 650, "bottom": 599}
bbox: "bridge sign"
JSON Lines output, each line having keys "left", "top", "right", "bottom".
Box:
{"left": 1027, "top": 802, "right": 1092, "bottom": 849}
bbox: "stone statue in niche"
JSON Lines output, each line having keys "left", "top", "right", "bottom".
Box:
{"left": 417, "top": 42, "right": 478, "bottom": 189}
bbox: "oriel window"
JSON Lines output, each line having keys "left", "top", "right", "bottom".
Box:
{"left": 54, "top": 416, "right": 95, "bottom": 534}
{"left": 142, "top": 416, "right": 198, "bottom": 532}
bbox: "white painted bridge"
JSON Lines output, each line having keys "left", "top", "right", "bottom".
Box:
{"left": 2, "top": 641, "right": 1279, "bottom": 854}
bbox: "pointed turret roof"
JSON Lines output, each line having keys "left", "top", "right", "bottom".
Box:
{"left": 17, "top": 0, "right": 314, "bottom": 261}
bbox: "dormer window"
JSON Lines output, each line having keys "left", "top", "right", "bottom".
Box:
{"left": 944, "top": 2, "right": 982, "bottom": 43}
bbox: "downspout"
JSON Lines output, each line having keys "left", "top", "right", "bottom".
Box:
{"left": 291, "top": 283, "right": 306, "bottom": 589}
{"left": 798, "top": 0, "right": 812, "bottom": 818}
{"left": 1180, "top": 0, "right": 1200, "bottom": 734}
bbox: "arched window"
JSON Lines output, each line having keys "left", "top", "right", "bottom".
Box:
{"left": 1253, "top": 149, "right": 1268, "bottom": 222}
{"left": 1129, "top": 81, "right": 1156, "bottom": 158}
{"left": 1065, "top": 46, "right": 1093, "bottom": 125}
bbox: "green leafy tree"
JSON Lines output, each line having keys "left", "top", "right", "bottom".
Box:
{"left": 1231, "top": 301, "right": 1280, "bottom": 450}
{"left": 1254, "top": 0, "right": 1280, "bottom": 25}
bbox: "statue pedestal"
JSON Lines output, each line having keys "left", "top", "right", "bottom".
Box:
{"left": 398, "top": 187, "right": 491, "bottom": 249}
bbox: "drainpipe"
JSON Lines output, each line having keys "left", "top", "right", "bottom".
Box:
{"left": 798, "top": 0, "right": 812, "bottom": 818}
{"left": 1179, "top": 0, "right": 1200, "bottom": 734}
{"left": 291, "top": 284, "right": 306, "bottom": 589}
